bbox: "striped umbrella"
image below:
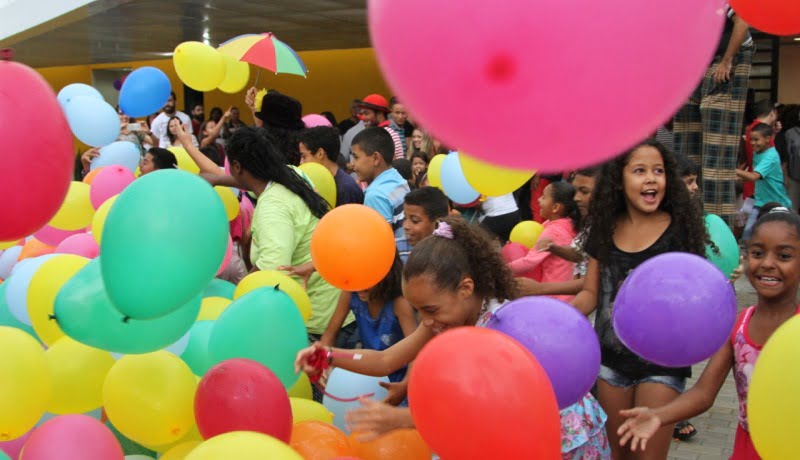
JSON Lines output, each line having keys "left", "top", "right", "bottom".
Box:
{"left": 218, "top": 33, "right": 308, "bottom": 78}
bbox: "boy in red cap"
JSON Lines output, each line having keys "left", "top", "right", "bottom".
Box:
{"left": 357, "top": 94, "right": 405, "bottom": 161}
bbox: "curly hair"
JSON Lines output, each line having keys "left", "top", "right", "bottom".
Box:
{"left": 369, "top": 251, "right": 404, "bottom": 304}
{"left": 403, "top": 216, "right": 517, "bottom": 301}
{"left": 547, "top": 181, "right": 581, "bottom": 232}
{"left": 582, "top": 139, "right": 709, "bottom": 264}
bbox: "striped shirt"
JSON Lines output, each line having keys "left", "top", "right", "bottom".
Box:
{"left": 380, "top": 123, "right": 405, "bottom": 160}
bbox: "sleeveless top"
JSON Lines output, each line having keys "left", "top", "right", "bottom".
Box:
{"left": 349, "top": 295, "right": 407, "bottom": 382}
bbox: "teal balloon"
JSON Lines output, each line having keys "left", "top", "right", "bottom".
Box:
{"left": 203, "top": 278, "right": 236, "bottom": 300}
{"left": 0, "top": 282, "right": 36, "bottom": 337}
{"left": 55, "top": 258, "right": 200, "bottom": 354}
{"left": 180, "top": 320, "right": 214, "bottom": 376}
{"left": 101, "top": 169, "right": 228, "bottom": 320}
{"left": 209, "top": 287, "right": 308, "bottom": 388}
{"left": 705, "top": 214, "right": 740, "bottom": 277}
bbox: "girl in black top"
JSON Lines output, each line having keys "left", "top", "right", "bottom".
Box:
{"left": 572, "top": 139, "right": 709, "bottom": 460}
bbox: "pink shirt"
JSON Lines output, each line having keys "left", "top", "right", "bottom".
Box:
{"left": 229, "top": 195, "right": 254, "bottom": 242}
{"left": 508, "top": 218, "right": 577, "bottom": 302}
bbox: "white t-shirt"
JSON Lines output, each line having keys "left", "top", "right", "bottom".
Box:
{"left": 482, "top": 194, "right": 518, "bottom": 217}
{"left": 151, "top": 111, "right": 193, "bottom": 148}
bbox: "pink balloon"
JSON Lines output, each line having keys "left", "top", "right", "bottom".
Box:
{"left": 0, "top": 428, "right": 32, "bottom": 460}
{"left": 33, "top": 226, "right": 85, "bottom": 246}
{"left": 217, "top": 233, "right": 233, "bottom": 275}
{"left": 501, "top": 242, "right": 528, "bottom": 264}
{"left": 302, "top": 114, "right": 333, "bottom": 128}
{"left": 368, "top": 0, "right": 724, "bottom": 171}
{"left": 20, "top": 414, "right": 123, "bottom": 460}
{"left": 55, "top": 233, "right": 99, "bottom": 259}
{"left": 89, "top": 166, "right": 135, "bottom": 209}
{"left": 224, "top": 156, "right": 231, "bottom": 175}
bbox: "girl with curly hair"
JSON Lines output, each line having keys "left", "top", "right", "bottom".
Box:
{"left": 573, "top": 139, "right": 710, "bottom": 460}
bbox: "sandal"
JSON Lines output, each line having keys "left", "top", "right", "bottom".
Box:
{"left": 673, "top": 420, "right": 698, "bottom": 441}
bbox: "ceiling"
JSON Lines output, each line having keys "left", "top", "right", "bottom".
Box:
{"left": 2, "top": 0, "right": 369, "bottom": 68}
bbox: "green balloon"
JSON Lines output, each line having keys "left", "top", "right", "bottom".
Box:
{"left": 0, "top": 451, "right": 9, "bottom": 460}
{"left": 180, "top": 320, "right": 215, "bottom": 376}
{"left": 203, "top": 278, "right": 236, "bottom": 299}
{"left": 705, "top": 213, "right": 740, "bottom": 277}
{"left": 101, "top": 169, "right": 228, "bottom": 320}
{"left": 0, "top": 283, "right": 36, "bottom": 337}
{"left": 209, "top": 287, "right": 308, "bottom": 388}
{"left": 55, "top": 258, "right": 201, "bottom": 354}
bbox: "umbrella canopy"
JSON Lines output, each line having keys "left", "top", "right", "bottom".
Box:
{"left": 218, "top": 33, "right": 307, "bottom": 77}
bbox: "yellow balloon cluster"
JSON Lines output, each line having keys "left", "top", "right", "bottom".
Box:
{"left": 510, "top": 220, "right": 545, "bottom": 249}
{"left": 218, "top": 55, "right": 250, "bottom": 94}
{"left": 290, "top": 397, "right": 334, "bottom": 424}
{"left": 299, "top": 162, "right": 337, "bottom": 208}
{"left": 459, "top": 152, "right": 535, "bottom": 197}
{"left": 45, "top": 337, "right": 114, "bottom": 414}
{"left": 427, "top": 154, "right": 446, "bottom": 189}
{"left": 168, "top": 147, "right": 201, "bottom": 174}
{"left": 197, "top": 296, "right": 232, "bottom": 321}
{"left": 287, "top": 372, "right": 313, "bottom": 400}
{"left": 49, "top": 181, "right": 94, "bottom": 231}
{"left": 173, "top": 42, "right": 226, "bottom": 92}
{"left": 0, "top": 327, "right": 52, "bottom": 440}
{"left": 162, "top": 441, "right": 202, "bottom": 460}
{"left": 91, "top": 194, "right": 118, "bottom": 244}
{"left": 186, "top": 431, "right": 303, "bottom": 460}
{"left": 28, "top": 254, "right": 89, "bottom": 345}
{"left": 235, "top": 270, "right": 312, "bottom": 321}
{"left": 214, "top": 186, "right": 240, "bottom": 221}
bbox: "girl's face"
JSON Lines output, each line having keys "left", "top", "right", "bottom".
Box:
{"left": 403, "top": 274, "right": 475, "bottom": 334}
{"left": 622, "top": 146, "right": 666, "bottom": 215}
{"left": 140, "top": 153, "right": 155, "bottom": 175}
{"left": 572, "top": 174, "right": 596, "bottom": 218}
{"left": 204, "top": 120, "right": 217, "bottom": 136}
{"left": 168, "top": 118, "right": 181, "bottom": 134}
{"left": 538, "top": 184, "right": 558, "bottom": 221}
{"left": 356, "top": 290, "right": 370, "bottom": 302}
{"left": 747, "top": 221, "right": 800, "bottom": 301}
{"left": 411, "top": 157, "right": 427, "bottom": 175}
{"left": 412, "top": 130, "right": 424, "bottom": 149}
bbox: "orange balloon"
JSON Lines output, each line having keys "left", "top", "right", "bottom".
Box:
{"left": 82, "top": 167, "right": 105, "bottom": 185}
{"left": 290, "top": 421, "right": 354, "bottom": 460}
{"left": 349, "top": 429, "right": 431, "bottom": 460}
{"left": 18, "top": 238, "right": 55, "bottom": 261}
{"left": 310, "top": 205, "right": 395, "bottom": 291}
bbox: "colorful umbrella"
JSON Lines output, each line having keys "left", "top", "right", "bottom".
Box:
{"left": 218, "top": 33, "right": 307, "bottom": 77}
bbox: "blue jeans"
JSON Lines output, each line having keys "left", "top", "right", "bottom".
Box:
{"left": 598, "top": 365, "right": 686, "bottom": 394}
{"left": 742, "top": 206, "right": 761, "bottom": 242}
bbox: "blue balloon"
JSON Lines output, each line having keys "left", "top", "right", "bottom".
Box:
{"left": 57, "top": 83, "right": 103, "bottom": 109}
{"left": 440, "top": 152, "right": 480, "bottom": 204}
{"left": 5, "top": 254, "right": 58, "bottom": 326}
{"left": 91, "top": 141, "right": 140, "bottom": 173}
{"left": 323, "top": 368, "right": 389, "bottom": 433}
{"left": 0, "top": 282, "right": 36, "bottom": 336}
{"left": 119, "top": 67, "right": 171, "bottom": 118}
{"left": 64, "top": 96, "right": 120, "bottom": 147}
{"left": 0, "top": 246, "right": 22, "bottom": 279}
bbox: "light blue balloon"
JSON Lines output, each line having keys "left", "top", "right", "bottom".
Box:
{"left": 163, "top": 331, "right": 190, "bottom": 355}
{"left": 0, "top": 245, "right": 22, "bottom": 279}
{"left": 91, "top": 141, "right": 140, "bottom": 173}
{"left": 440, "top": 152, "right": 480, "bottom": 205}
{"left": 323, "top": 368, "right": 389, "bottom": 433}
{"left": 5, "top": 254, "right": 58, "bottom": 326}
{"left": 119, "top": 67, "right": 171, "bottom": 118}
{"left": 64, "top": 96, "right": 120, "bottom": 147}
{"left": 0, "top": 282, "right": 36, "bottom": 336}
{"left": 57, "top": 83, "right": 103, "bottom": 109}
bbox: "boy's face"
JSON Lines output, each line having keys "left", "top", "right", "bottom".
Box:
{"left": 391, "top": 104, "right": 408, "bottom": 126}
{"left": 751, "top": 132, "right": 771, "bottom": 154}
{"left": 403, "top": 204, "right": 437, "bottom": 246}
{"left": 298, "top": 142, "right": 324, "bottom": 165}
{"left": 360, "top": 108, "right": 379, "bottom": 127}
{"left": 352, "top": 144, "right": 380, "bottom": 184}
{"left": 683, "top": 174, "right": 699, "bottom": 198}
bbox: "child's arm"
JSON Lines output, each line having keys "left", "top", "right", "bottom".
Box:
{"left": 536, "top": 238, "right": 583, "bottom": 263}
{"left": 571, "top": 257, "right": 600, "bottom": 315}
{"left": 736, "top": 168, "right": 761, "bottom": 183}
{"left": 318, "top": 292, "right": 353, "bottom": 348}
{"left": 516, "top": 277, "right": 584, "bottom": 297}
{"left": 392, "top": 296, "right": 418, "bottom": 339}
{"left": 618, "top": 342, "right": 734, "bottom": 451}
{"left": 176, "top": 123, "right": 225, "bottom": 174}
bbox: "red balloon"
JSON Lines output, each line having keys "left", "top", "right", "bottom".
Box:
{"left": 408, "top": 327, "right": 561, "bottom": 459}
{"left": 195, "top": 358, "right": 292, "bottom": 442}
{"left": 0, "top": 62, "right": 73, "bottom": 241}
{"left": 501, "top": 242, "right": 528, "bottom": 264}
{"left": 730, "top": 0, "right": 800, "bottom": 36}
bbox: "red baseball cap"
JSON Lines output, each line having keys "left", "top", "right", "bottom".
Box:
{"left": 356, "top": 94, "right": 390, "bottom": 113}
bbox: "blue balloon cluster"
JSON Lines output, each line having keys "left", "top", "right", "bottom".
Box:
{"left": 91, "top": 141, "right": 141, "bottom": 173}
{"left": 440, "top": 152, "right": 480, "bottom": 204}
{"left": 119, "top": 67, "right": 171, "bottom": 118}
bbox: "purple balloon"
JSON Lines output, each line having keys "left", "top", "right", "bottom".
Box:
{"left": 487, "top": 297, "right": 600, "bottom": 409}
{"left": 613, "top": 252, "right": 737, "bottom": 368}
{"left": 112, "top": 79, "right": 122, "bottom": 91}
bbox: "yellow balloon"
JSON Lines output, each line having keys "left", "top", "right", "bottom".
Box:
{"left": 162, "top": 441, "right": 202, "bottom": 460}
{"left": 144, "top": 423, "right": 203, "bottom": 453}
{"left": 214, "top": 186, "right": 240, "bottom": 221}
{"left": 749, "top": 315, "right": 800, "bottom": 459}
{"left": 197, "top": 296, "right": 232, "bottom": 321}
{"left": 459, "top": 152, "right": 535, "bottom": 197}
{"left": 45, "top": 336, "right": 114, "bottom": 414}
{"left": 287, "top": 372, "right": 312, "bottom": 400}
{"left": 235, "top": 270, "right": 311, "bottom": 321}
{"left": 91, "top": 194, "right": 118, "bottom": 244}
{"left": 49, "top": 181, "right": 95, "bottom": 231}
{"left": 103, "top": 351, "right": 197, "bottom": 446}
{"left": 217, "top": 55, "right": 250, "bottom": 94}
{"left": 168, "top": 147, "right": 201, "bottom": 174}
{"left": 0, "top": 327, "right": 52, "bottom": 440}
{"left": 173, "top": 42, "right": 226, "bottom": 92}
{"left": 298, "top": 162, "right": 336, "bottom": 208}
{"left": 509, "top": 220, "right": 545, "bottom": 249}
{"left": 0, "top": 240, "right": 21, "bottom": 250}
{"left": 186, "top": 431, "right": 303, "bottom": 460}
{"left": 290, "top": 397, "right": 334, "bottom": 424}
{"left": 427, "top": 154, "right": 446, "bottom": 189}
{"left": 28, "top": 254, "right": 89, "bottom": 346}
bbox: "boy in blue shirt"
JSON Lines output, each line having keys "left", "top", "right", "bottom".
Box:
{"left": 737, "top": 123, "right": 792, "bottom": 241}
{"left": 297, "top": 126, "right": 364, "bottom": 207}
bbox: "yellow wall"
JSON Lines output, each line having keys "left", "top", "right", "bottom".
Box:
{"left": 779, "top": 45, "right": 800, "bottom": 104}
{"left": 35, "top": 47, "right": 391, "bottom": 126}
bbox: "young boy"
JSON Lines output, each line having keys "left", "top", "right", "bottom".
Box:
{"left": 351, "top": 127, "right": 412, "bottom": 259}
{"left": 677, "top": 154, "right": 700, "bottom": 199}
{"left": 402, "top": 186, "right": 450, "bottom": 247}
{"left": 297, "top": 126, "right": 364, "bottom": 207}
{"left": 737, "top": 123, "right": 792, "bottom": 241}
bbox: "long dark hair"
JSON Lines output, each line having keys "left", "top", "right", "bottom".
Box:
{"left": 227, "top": 127, "right": 330, "bottom": 219}
{"left": 166, "top": 116, "right": 182, "bottom": 145}
{"left": 582, "top": 139, "right": 709, "bottom": 264}
{"left": 369, "top": 252, "right": 403, "bottom": 304}
{"left": 547, "top": 181, "right": 581, "bottom": 231}
{"left": 263, "top": 125, "right": 302, "bottom": 166}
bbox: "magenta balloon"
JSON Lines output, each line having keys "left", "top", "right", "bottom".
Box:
{"left": 33, "top": 226, "right": 85, "bottom": 246}
{"left": 0, "top": 62, "right": 74, "bottom": 241}
{"left": 368, "top": 0, "right": 724, "bottom": 171}
{"left": 0, "top": 428, "right": 31, "bottom": 459}
{"left": 21, "top": 414, "right": 123, "bottom": 460}
{"left": 486, "top": 297, "right": 600, "bottom": 409}
{"left": 89, "top": 166, "right": 135, "bottom": 209}
{"left": 501, "top": 242, "right": 528, "bottom": 264}
{"left": 613, "top": 252, "right": 737, "bottom": 367}
{"left": 302, "top": 114, "right": 333, "bottom": 128}
{"left": 55, "top": 233, "right": 99, "bottom": 259}
{"left": 216, "top": 233, "right": 233, "bottom": 275}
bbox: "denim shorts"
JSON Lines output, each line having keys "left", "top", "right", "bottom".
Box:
{"left": 598, "top": 365, "right": 686, "bottom": 394}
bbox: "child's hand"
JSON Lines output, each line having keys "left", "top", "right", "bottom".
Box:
{"left": 729, "top": 256, "right": 745, "bottom": 284}
{"left": 294, "top": 342, "right": 325, "bottom": 376}
{"left": 278, "top": 261, "right": 315, "bottom": 289}
{"left": 535, "top": 237, "right": 554, "bottom": 252}
{"left": 346, "top": 398, "right": 413, "bottom": 442}
{"left": 81, "top": 148, "right": 100, "bottom": 170}
{"left": 175, "top": 123, "right": 192, "bottom": 145}
{"left": 515, "top": 277, "right": 545, "bottom": 296}
{"left": 245, "top": 87, "right": 258, "bottom": 111}
{"left": 379, "top": 380, "right": 408, "bottom": 406}
{"left": 617, "top": 407, "right": 661, "bottom": 452}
